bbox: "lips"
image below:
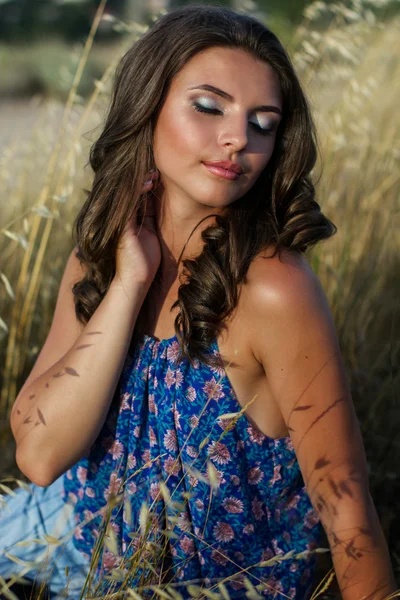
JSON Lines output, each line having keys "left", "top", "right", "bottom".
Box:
{"left": 202, "top": 163, "right": 241, "bottom": 181}
{"left": 202, "top": 160, "right": 243, "bottom": 175}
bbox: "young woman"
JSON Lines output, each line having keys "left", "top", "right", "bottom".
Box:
{"left": 1, "top": 4, "right": 397, "bottom": 599}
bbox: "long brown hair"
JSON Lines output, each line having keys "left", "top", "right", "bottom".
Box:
{"left": 72, "top": 3, "right": 337, "bottom": 369}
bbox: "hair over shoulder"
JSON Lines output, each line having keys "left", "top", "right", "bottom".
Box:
{"left": 72, "top": 3, "right": 337, "bottom": 368}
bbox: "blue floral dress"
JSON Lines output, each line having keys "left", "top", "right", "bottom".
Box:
{"left": 62, "top": 332, "right": 323, "bottom": 599}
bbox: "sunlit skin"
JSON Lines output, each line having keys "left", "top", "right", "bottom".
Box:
{"left": 150, "top": 46, "right": 282, "bottom": 280}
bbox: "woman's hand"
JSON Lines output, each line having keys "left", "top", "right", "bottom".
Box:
{"left": 115, "top": 169, "right": 162, "bottom": 288}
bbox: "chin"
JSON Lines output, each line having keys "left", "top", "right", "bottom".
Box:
{"left": 194, "top": 189, "right": 239, "bottom": 206}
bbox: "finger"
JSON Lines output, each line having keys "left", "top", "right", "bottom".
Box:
{"left": 148, "top": 168, "right": 159, "bottom": 180}
{"left": 144, "top": 169, "right": 158, "bottom": 183}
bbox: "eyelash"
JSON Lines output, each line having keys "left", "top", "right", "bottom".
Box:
{"left": 192, "top": 103, "right": 274, "bottom": 136}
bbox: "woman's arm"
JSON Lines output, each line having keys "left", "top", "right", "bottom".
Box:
{"left": 247, "top": 251, "right": 397, "bottom": 599}
{"left": 10, "top": 248, "right": 150, "bottom": 487}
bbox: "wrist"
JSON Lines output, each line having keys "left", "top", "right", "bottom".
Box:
{"left": 110, "top": 276, "right": 150, "bottom": 300}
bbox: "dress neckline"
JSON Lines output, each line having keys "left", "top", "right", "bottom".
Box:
{"left": 137, "top": 332, "right": 292, "bottom": 444}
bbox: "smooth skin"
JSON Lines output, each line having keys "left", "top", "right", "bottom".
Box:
{"left": 11, "top": 46, "right": 397, "bottom": 598}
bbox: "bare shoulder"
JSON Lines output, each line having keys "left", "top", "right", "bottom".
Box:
{"left": 247, "top": 245, "right": 318, "bottom": 302}
{"left": 68, "top": 245, "right": 88, "bottom": 279}
{"left": 245, "top": 245, "right": 337, "bottom": 364}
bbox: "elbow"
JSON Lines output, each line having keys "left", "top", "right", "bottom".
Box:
{"left": 9, "top": 406, "right": 21, "bottom": 441}
{"left": 15, "top": 445, "right": 56, "bottom": 488}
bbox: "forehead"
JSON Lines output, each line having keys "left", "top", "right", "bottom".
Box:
{"left": 169, "top": 46, "right": 282, "bottom": 106}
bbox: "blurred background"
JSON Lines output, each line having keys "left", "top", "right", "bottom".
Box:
{"left": 0, "top": 0, "right": 311, "bottom": 145}
{"left": 0, "top": 0, "right": 399, "bottom": 597}
{"left": 0, "top": 0, "right": 399, "bottom": 148}
{"left": 0, "top": 0, "right": 399, "bottom": 128}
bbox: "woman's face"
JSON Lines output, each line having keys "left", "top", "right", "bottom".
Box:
{"left": 152, "top": 46, "right": 283, "bottom": 211}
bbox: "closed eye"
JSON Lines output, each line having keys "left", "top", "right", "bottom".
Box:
{"left": 192, "top": 103, "right": 274, "bottom": 137}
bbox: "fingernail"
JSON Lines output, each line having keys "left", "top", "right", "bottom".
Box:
{"left": 144, "top": 179, "right": 152, "bottom": 185}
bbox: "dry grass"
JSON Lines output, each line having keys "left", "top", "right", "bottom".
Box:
{"left": 0, "top": 0, "right": 399, "bottom": 598}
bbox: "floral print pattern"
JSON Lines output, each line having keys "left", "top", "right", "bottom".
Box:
{"left": 62, "top": 333, "right": 322, "bottom": 599}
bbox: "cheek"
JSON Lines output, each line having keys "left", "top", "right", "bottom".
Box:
{"left": 154, "top": 106, "right": 209, "bottom": 167}
{"left": 248, "top": 145, "right": 274, "bottom": 179}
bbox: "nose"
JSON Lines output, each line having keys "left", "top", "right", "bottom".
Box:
{"left": 218, "top": 114, "right": 248, "bottom": 151}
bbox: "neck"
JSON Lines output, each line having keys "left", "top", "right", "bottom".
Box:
{"left": 151, "top": 181, "right": 222, "bottom": 285}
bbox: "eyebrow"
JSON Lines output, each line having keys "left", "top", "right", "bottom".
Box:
{"left": 187, "top": 84, "right": 283, "bottom": 116}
